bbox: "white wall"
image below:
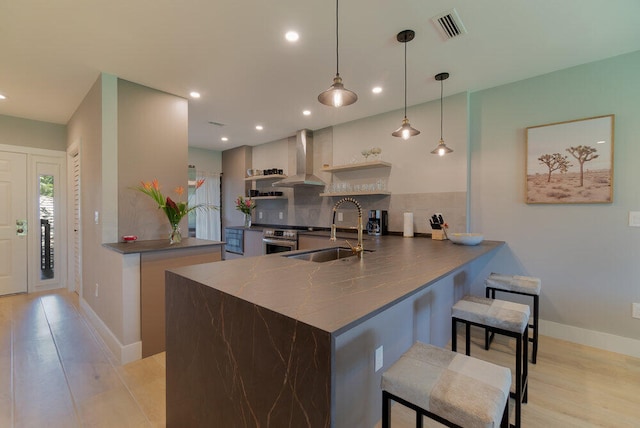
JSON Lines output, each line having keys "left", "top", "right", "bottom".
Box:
{"left": 333, "top": 92, "right": 468, "bottom": 194}
{"left": 470, "top": 50, "right": 640, "bottom": 354}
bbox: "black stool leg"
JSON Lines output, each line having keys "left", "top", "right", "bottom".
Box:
{"left": 523, "top": 325, "right": 529, "bottom": 404}
{"left": 465, "top": 322, "right": 471, "bottom": 356}
{"left": 485, "top": 288, "right": 496, "bottom": 350}
{"left": 514, "top": 327, "right": 522, "bottom": 428}
{"left": 451, "top": 318, "right": 457, "bottom": 352}
{"left": 382, "top": 391, "right": 390, "bottom": 428}
{"left": 532, "top": 294, "right": 539, "bottom": 364}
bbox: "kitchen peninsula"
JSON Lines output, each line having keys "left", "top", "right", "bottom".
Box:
{"left": 165, "top": 235, "right": 503, "bottom": 427}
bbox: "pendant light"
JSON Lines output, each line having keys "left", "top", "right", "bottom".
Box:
{"left": 318, "top": 0, "right": 357, "bottom": 107}
{"left": 431, "top": 72, "right": 453, "bottom": 156}
{"left": 392, "top": 30, "right": 420, "bottom": 140}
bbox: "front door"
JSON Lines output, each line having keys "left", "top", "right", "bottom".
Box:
{"left": 0, "top": 151, "right": 28, "bottom": 295}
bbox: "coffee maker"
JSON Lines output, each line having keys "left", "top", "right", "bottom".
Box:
{"left": 367, "top": 210, "right": 388, "bottom": 236}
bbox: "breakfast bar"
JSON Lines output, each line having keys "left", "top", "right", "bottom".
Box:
{"left": 165, "top": 235, "right": 503, "bottom": 427}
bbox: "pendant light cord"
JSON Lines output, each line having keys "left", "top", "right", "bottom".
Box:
{"left": 403, "top": 41, "right": 407, "bottom": 118}
{"left": 440, "top": 78, "right": 443, "bottom": 139}
{"left": 335, "top": 0, "right": 339, "bottom": 76}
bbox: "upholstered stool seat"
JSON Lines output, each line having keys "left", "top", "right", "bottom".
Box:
{"left": 381, "top": 342, "right": 510, "bottom": 428}
{"left": 452, "top": 296, "right": 530, "bottom": 428}
{"left": 485, "top": 273, "right": 541, "bottom": 363}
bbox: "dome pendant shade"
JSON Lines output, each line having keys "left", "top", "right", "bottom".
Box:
{"left": 392, "top": 117, "right": 420, "bottom": 140}
{"left": 318, "top": 74, "right": 358, "bottom": 107}
{"left": 318, "top": 0, "right": 357, "bottom": 107}
{"left": 431, "top": 139, "right": 453, "bottom": 156}
{"left": 392, "top": 30, "right": 419, "bottom": 139}
{"left": 432, "top": 72, "right": 453, "bottom": 155}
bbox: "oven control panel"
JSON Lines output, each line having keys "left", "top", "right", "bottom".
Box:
{"left": 263, "top": 229, "right": 298, "bottom": 240}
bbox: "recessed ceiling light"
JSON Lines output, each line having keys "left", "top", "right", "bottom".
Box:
{"left": 255, "top": 125, "right": 264, "bottom": 131}
{"left": 285, "top": 31, "right": 299, "bottom": 42}
{"left": 221, "top": 137, "right": 229, "bottom": 142}
{"left": 0, "top": 94, "right": 6, "bottom": 100}
{"left": 372, "top": 86, "right": 382, "bottom": 94}
{"left": 190, "top": 91, "right": 201, "bottom": 98}
{"left": 596, "top": 140, "right": 606, "bottom": 144}
{"left": 303, "top": 110, "right": 311, "bottom": 116}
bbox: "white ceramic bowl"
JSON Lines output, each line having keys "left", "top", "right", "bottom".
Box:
{"left": 449, "top": 233, "right": 483, "bottom": 246}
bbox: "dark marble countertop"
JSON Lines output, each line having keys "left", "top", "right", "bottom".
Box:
{"left": 103, "top": 237, "right": 225, "bottom": 254}
{"left": 169, "top": 235, "right": 503, "bottom": 336}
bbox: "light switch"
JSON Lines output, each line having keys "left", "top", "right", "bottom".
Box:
{"left": 629, "top": 212, "right": 640, "bottom": 227}
{"left": 375, "top": 346, "right": 383, "bottom": 372}
{"left": 94, "top": 211, "right": 100, "bottom": 224}
{"left": 279, "top": 212, "right": 283, "bottom": 220}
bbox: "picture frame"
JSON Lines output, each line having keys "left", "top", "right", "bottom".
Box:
{"left": 526, "top": 115, "right": 614, "bottom": 204}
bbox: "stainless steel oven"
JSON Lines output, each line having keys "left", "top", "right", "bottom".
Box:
{"left": 263, "top": 229, "right": 298, "bottom": 254}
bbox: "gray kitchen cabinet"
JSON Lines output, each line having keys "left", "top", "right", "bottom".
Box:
{"left": 243, "top": 229, "right": 264, "bottom": 257}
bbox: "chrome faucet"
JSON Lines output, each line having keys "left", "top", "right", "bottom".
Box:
{"left": 331, "top": 197, "right": 364, "bottom": 258}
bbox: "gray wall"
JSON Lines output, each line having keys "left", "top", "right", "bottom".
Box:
{"left": 67, "top": 74, "right": 189, "bottom": 349}
{"left": 117, "top": 79, "right": 189, "bottom": 240}
{"left": 221, "top": 146, "right": 252, "bottom": 230}
{"left": 0, "top": 114, "right": 66, "bottom": 150}
{"left": 469, "top": 50, "right": 640, "bottom": 345}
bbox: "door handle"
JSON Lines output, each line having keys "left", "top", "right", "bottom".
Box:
{"left": 16, "top": 219, "right": 27, "bottom": 236}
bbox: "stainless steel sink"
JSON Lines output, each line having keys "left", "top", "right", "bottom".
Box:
{"left": 284, "top": 247, "right": 367, "bottom": 263}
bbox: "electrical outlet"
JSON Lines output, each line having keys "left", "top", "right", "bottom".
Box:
{"left": 259, "top": 211, "right": 263, "bottom": 219}
{"left": 279, "top": 212, "right": 283, "bottom": 220}
{"left": 375, "top": 346, "right": 383, "bottom": 372}
{"left": 632, "top": 303, "right": 640, "bottom": 319}
{"left": 95, "top": 283, "right": 99, "bottom": 297}
{"left": 338, "top": 212, "right": 343, "bottom": 222}
{"left": 94, "top": 211, "right": 100, "bottom": 224}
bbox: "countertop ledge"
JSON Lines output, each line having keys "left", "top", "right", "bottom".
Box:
{"left": 168, "top": 235, "right": 504, "bottom": 336}
{"left": 104, "top": 238, "right": 224, "bottom": 254}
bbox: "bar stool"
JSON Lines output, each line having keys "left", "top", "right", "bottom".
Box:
{"left": 485, "top": 273, "right": 541, "bottom": 364}
{"left": 381, "top": 342, "right": 511, "bottom": 428}
{"left": 452, "top": 296, "right": 529, "bottom": 428}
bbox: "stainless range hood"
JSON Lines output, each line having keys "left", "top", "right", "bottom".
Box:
{"left": 273, "top": 129, "right": 325, "bottom": 187}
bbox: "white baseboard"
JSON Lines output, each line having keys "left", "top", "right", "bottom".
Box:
{"left": 79, "top": 297, "right": 141, "bottom": 365}
{"left": 540, "top": 319, "right": 640, "bottom": 358}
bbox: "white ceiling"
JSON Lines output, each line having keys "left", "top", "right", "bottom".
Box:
{"left": 2, "top": 1, "right": 640, "bottom": 151}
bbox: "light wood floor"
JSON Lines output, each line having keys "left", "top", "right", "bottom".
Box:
{"left": 1, "top": 289, "right": 639, "bottom": 427}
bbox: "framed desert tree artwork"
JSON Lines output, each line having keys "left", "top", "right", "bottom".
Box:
{"left": 526, "top": 114, "right": 614, "bottom": 204}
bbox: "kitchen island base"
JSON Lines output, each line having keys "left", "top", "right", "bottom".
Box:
{"left": 166, "top": 274, "right": 331, "bottom": 427}
{"left": 165, "top": 237, "right": 503, "bottom": 427}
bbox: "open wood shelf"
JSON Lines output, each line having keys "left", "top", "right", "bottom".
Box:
{"left": 321, "top": 160, "right": 391, "bottom": 173}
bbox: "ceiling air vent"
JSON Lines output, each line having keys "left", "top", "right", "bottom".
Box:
{"left": 208, "top": 121, "right": 225, "bottom": 127}
{"left": 432, "top": 8, "right": 467, "bottom": 40}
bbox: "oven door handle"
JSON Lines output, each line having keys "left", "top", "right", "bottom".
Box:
{"left": 262, "top": 237, "right": 296, "bottom": 246}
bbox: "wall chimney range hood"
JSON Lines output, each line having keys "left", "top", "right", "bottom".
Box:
{"left": 273, "top": 129, "right": 325, "bottom": 187}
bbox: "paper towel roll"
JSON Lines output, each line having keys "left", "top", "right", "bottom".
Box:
{"left": 403, "top": 212, "right": 414, "bottom": 237}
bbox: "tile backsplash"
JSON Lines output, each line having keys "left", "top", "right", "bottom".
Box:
{"left": 250, "top": 188, "right": 467, "bottom": 234}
